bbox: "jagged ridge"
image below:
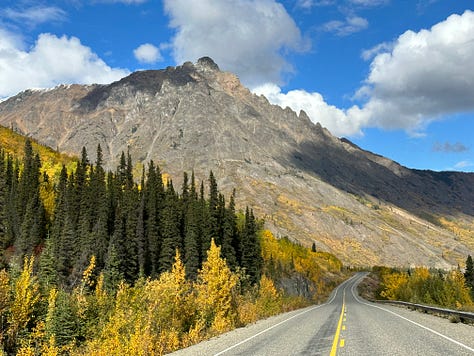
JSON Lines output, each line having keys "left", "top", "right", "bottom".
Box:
{"left": 0, "top": 57, "right": 473, "bottom": 267}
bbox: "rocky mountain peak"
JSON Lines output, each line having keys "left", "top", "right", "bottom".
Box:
{"left": 0, "top": 59, "right": 473, "bottom": 268}
{"left": 196, "top": 56, "right": 220, "bottom": 71}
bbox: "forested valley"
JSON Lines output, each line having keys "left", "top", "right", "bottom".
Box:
{"left": 0, "top": 138, "right": 344, "bottom": 355}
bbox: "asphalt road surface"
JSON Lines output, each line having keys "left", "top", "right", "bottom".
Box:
{"left": 171, "top": 273, "right": 474, "bottom": 355}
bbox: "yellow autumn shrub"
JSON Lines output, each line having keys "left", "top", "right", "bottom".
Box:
{"left": 195, "top": 239, "right": 238, "bottom": 335}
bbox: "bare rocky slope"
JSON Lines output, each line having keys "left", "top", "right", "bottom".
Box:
{"left": 1, "top": 57, "right": 473, "bottom": 267}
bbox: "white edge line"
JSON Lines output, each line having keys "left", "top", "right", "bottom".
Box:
{"left": 351, "top": 274, "right": 474, "bottom": 353}
{"left": 214, "top": 274, "right": 358, "bottom": 356}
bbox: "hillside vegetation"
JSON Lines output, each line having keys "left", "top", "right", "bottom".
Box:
{"left": 0, "top": 136, "right": 346, "bottom": 355}
{"left": 359, "top": 266, "right": 473, "bottom": 311}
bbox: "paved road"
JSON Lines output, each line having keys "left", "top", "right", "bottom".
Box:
{"left": 171, "top": 273, "right": 474, "bottom": 355}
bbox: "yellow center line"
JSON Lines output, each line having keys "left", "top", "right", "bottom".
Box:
{"left": 329, "top": 290, "right": 346, "bottom": 356}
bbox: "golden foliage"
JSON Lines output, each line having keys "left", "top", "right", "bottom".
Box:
{"left": 82, "top": 256, "right": 96, "bottom": 290}
{"left": 260, "top": 229, "right": 342, "bottom": 302}
{"left": 378, "top": 267, "right": 473, "bottom": 309}
{"left": 196, "top": 240, "right": 238, "bottom": 334}
{"left": 0, "top": 237, "right": 346, "bottom": 355}
{"left": 256, "top": 275, "right": 281, "bottom": 318}
{"left": 8, "top": 256, "right": 40, "bottom": 347}
{"left": 379, "top": 271, "right": 409, "bottom": 300}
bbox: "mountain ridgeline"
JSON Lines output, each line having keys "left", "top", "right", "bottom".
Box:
{"left": 0, "top": 57, "right": 473, "bottom": 267}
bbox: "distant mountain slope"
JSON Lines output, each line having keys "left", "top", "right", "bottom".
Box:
{"left": 1, "top": 57, "right": 472, "bottom": 267}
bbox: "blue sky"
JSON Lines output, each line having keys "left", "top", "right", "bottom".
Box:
{"left": 0, "top": 0, "right": 473, "bottom": 172}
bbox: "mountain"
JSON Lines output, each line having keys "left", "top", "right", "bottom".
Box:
{"left": 1, "top": 57, "right": 473, "bottom": 267}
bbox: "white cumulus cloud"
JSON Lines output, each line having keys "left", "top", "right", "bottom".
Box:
{"left": 163, "top": 0, "right": 307, "bottom": 88}
{"left": 256, "top": 10, "right": 474, "bottom": 138}
{"left": 351, "top": 10, "right": 474, "bottom": 133}
{"left": 0, "top": 30, "right": 129, "bottom": 98}
{"left": 134, "top": 43, "right": 162, "bottom": 64}
{"left": 252, "top": 83, "right": 366, "bottom": 136}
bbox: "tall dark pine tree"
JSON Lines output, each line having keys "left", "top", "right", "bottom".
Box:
{"left": 465, "top": 255, "right": 474, "bottom": 293}
{"left": 159, "top": 180, "right": 181, "bottom": 272}
{"left": 39, "top": 235, "right": 59, "bottom": 291}
{"left": 17, "top": 140, "right": 39, "bottom": 217}
{"left": 15, "top": 141, "right": 45, "bottom": 256}
{"left": 221, "top": 190, "right": 237, "bottom": 269}
{"left": 183, "top": 172, "right": 200, "bottom": 279}
{"left": 88, "top": 144, "right": 109, "bottom": 268}
{"left": 136, "top": 175, "right": 147, "bottom": 278}
{"left": 240, "top": 207, "right": 263, "bottom": 284}
{"left": 207, "top": 171, "right": 219, "bottom": 239}
{"left": 144, "top": 160, "right": 164, "bottom": 276}
{"left": 123, "top": 184, "right": 139, "bottom": 282}
{"left": 199, "top": 180, "right": 211, "bottom": 262}
{"left": 50, "top": 165, "right": 68, "bottom": 244}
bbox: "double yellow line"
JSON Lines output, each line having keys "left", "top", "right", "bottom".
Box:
{"left": 330, "top": 290, "right": 346, "bottom": 356}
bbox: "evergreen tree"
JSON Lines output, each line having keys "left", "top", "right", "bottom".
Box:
{"left": 16, "top": 191, "right": 45, "bottom": 256}
{"left": 240, "top": 207, "right": 263, "bottom": 284}
{"left": 103, "top": 243, "right": 123, "bottom": 292}
{"left": 465, "top": 255, "right": 474, "bottom": 293}
{"left": 200, "top": 180, "right": 212, "bottom": 262}
{"left": 38, "top": 236, "right": 59, "bottom": 291}
{"left": 159, "top": 180, "right": 181, "bottom": 272}
{"left": 15, "top": 141, "right": 45, "bottom": 256}
{"left": 45, "top": 289, "right": 78, "bottom": 347}
{"left": 221, "top": 191, "right": 237, "bottom": 269}
{"left": 17, "top": 140, "right": 39, "bottom": 218}
{"left": 144, "top": 161, "right": 164, "bottom": 276}
{"left": 136, "top": 186, "right": 147, "bottom": 278}
{"left": 88, "top": 145, "right": 109, "bottom": 268}
{"left": 124, "top": 186, "right": 139, "bottom": 282}
{"left": 184, "top": 193, "right": 200, "bottom": 280}
{"left": 208, "top": 171, "right": 219, "bottom": 239}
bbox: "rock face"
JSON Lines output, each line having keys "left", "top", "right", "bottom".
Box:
{"left": 1, "top": 57, "right": 473, "bottom": 267}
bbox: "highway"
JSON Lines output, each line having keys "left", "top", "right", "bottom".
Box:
{"left": 171, "top": 273, "right": 474, "bottom": 355}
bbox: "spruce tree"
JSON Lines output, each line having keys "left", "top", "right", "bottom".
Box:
{"left": 465, "top": 255, "right": 474, "bottom": 293}
{"left": 159, "top": 180, "right": 182, "bottom": 273}
{"left": 46, "top": 289, "right": 79, "bottom": 346}
{"left": 16, "top": 191, "right": 45, "bottom": 256}
{"left": 208, "top": 171, "right": 219, "bottom": 239}
{"left": 221, "top": 192, "right": 237, "bottom": 269}
{"left": 104, "top": 242, "right": 124, "bottom": 293}
{"left": 200, "top": 180, "right": 212, "bottom": 262}
{"left": 144, "top": 161, "right": 164, "bottom": 276}
{"left": 88, "top": 145, "right": 109, "bottom": 268}
{"left": 124, "top": 185, "right": 139, "bottom": 281}
{"left": 240, "top": 207, "right": 263, "bottom": 284}
{"left": 38, "top": 236, "right": 58, "bottom": 292}
{"left": 136, "top": 187, "right": 147, "bottom": 277}
{"left": 184, "top": 172, "right": 200, "bottom": 280}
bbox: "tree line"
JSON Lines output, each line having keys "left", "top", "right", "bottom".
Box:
{"left": 0, "top": 140, "right": 263, "bottom": 290}
{"left": 376, "top": 263, "right": 473, "bottom": 309}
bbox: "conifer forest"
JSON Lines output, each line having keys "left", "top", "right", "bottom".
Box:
{"left": 0, "top": 140, "right": 344, "bottom": 355}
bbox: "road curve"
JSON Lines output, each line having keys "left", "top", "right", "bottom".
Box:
{"left": 170, "top": 273, "right": 474, "bottom": 355}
